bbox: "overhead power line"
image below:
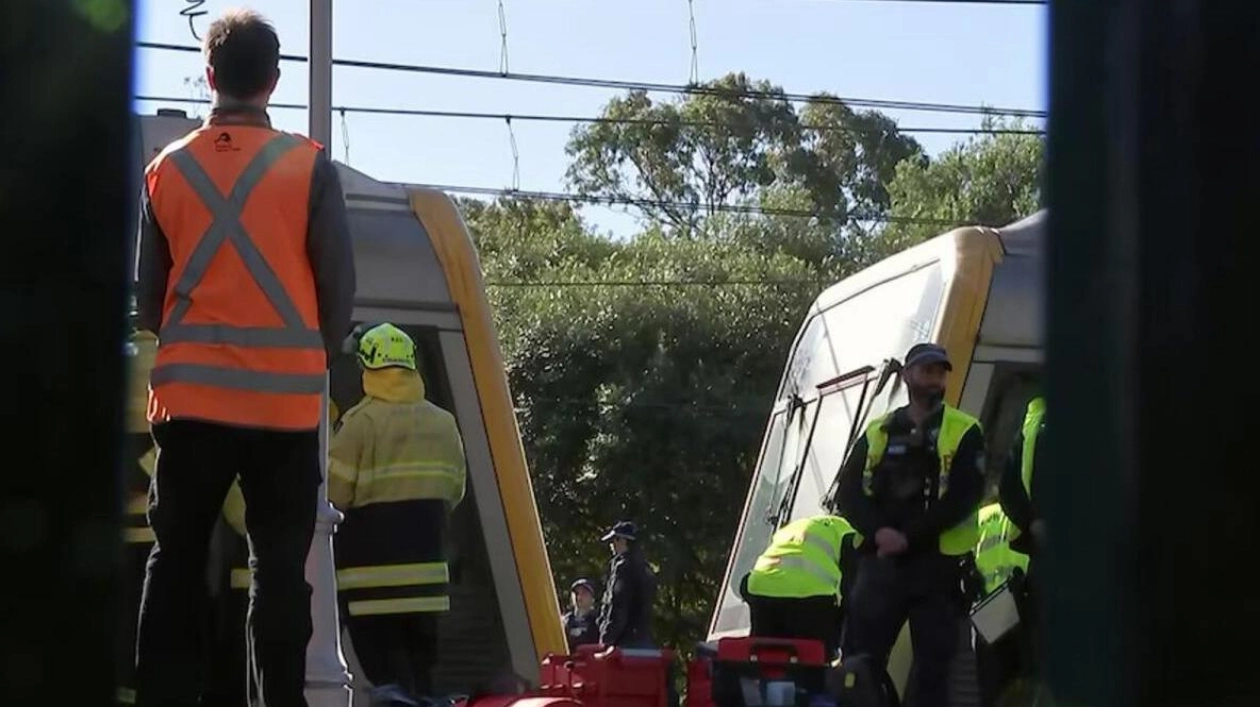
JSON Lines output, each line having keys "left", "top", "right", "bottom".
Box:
{"left": 134, "top": 41, "right": 1046, "bottom": 118}
{"left": 134, "top": 94, "right": 1045, "bottom": 136}
{"left": 486, "top": 278, "right": 828, "bottom": 288}
{"left": 818, "top": 0, "right": 1043, "bottom": 4}
{"left": 406, "top": 182, "right": 972, "bottom": 227}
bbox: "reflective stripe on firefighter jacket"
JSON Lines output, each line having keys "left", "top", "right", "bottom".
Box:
{"left": 861, "top": 405, "right": 982, "bottom": 555}
{"left": 123, "top": 438, "right": 157, "bottom": 545}
{"left": 1021, "top": 397, "right": 1045, "bottom": 497}
{"left": 145, "top": 127, "right": 326, "bottom": 430}
{"left": 124, "top": 332, "right": 159, "bottom": 544}
{"left": 329, "top": 367, "right": 468, "bottom": 617}
{"left": 746, "top": 515, "right": 859, "bottom": 601}
{"left": 974, "top": 503, "right": 1028, "bottom": 594}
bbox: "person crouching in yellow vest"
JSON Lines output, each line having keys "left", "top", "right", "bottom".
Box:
{"left": 329, "top": 323, "right": 468, "bottom": 705}
{"left": 741, "top": 515, "right": 860, "bottom": 660}
{"left": 972, "top": 501, "right": 1030, "bottom": 707}
{"left": 834, "top": 343, "right": 986, "bottom": 707}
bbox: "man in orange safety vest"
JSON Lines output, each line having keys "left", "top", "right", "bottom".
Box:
{"left": 132, "top": 9, "right": 355, "bottom": 706}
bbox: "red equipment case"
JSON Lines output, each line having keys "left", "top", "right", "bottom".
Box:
{"left": 539, "top": 645, "right": 677, "bottom": 707}
{"left": 701, "top": 637, "right": 828, "bottom": 707}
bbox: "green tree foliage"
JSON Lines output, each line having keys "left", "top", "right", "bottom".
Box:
{"left": 564, "top": 73, "right": 921, "bottom": 234}
{"left": 463, "top": 90, "right": 1044, "bottom": 654}
{"left": 876, "top": 116, "right": 1044, "bottom": 253}
{"left": 465, "top": 201, "right": 823, "bottom": 648}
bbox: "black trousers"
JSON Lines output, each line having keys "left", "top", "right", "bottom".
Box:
{"left": 1016, "top": 561, "right": 1043, "bottom": 683}
{"left": 974, "top": 630, "right": 1022, "bottom": 707}
{"left": 347, "top": 613, "right": 439, "bottom": 699}
{"left": 746, "top": 593, "right": 843, "bottom": 660}
{"left": 201, "top": 587, "right": 251, "bottom": 707}
{"left": 841, "top": 552, "right": 963, "bottom": 707}
{"left": 135, "top": 420, "right": 321, "bottom": 707}
{"left": 118, "top": 541, "right": 151, "bottom": 704}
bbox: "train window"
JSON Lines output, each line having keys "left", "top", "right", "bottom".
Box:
{"left": 818, "top": 262, "right": 945, "bottom": 384}
{"left": 784, "top": 314, "right": 831, "bottom": 399}
{"left": 977, "top": 363, "right": 1042, "bottom": 489}
{"left": 711, "top": 408, "right": 788, "bottom": 634}
{"left": 793, "top": 380, "right": 868, "bottom": 521}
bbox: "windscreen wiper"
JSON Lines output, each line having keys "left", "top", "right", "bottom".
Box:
{"left": 822, "top": 357, "right": 901, "bottom": 512}
{"left": 770, "top": 364, "right": 876, "bottom": 527}
{"left": 761, "top": 393, "right": 805, "bottom": 526}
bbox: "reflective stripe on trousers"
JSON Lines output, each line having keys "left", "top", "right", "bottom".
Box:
{"left": 347, "top": 596, "right": 451, "bottom": 616}
{"left": 151, "top": 133, "right": 325, "bottom": 396}
{"left": 338, "top": 562, "right": 452, "bottom": 616}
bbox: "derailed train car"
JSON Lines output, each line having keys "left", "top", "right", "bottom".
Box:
{"left": 706, "top": 212, "right": 1045, "bottom": 707}
{"left": 124, "top": 111, "right": 566, "bottom": 705}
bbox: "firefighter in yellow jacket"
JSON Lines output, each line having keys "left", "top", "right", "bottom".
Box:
{"left": 329, "top": 323, "right": 468, "bottom": 706}
{"left": 120, "top": 329, "right": 159, "bottom": 705}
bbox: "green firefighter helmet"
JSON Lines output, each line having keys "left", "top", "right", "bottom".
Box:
{"left": 356, "top": 323, "right": 417, "bottom": 371}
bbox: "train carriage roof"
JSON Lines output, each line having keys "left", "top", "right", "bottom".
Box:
{"left": 978, "top": 209, "right": 1046, "bottom": 351}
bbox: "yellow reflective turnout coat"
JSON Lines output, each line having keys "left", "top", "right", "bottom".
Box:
{"left": 329, "top": 368, "right": 468, "bottom": 617}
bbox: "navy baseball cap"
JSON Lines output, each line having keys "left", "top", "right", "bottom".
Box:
{"left": 600, "top": 521, "right": 638, "bottom": 542}
{"left": 904, "top": 343, "right": 953, "bottom": 371}
{"left": 570, "top": 578, "right": 595, "bottom": 594}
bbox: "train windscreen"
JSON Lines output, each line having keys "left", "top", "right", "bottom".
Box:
{"left": 710, "top": 260, "right": 949, "bottom": 637}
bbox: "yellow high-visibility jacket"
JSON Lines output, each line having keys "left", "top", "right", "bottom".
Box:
{"left": 328, "top": 367, "right": 467, "bottom": 617}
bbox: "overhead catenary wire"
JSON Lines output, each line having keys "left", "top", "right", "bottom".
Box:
{"left": 133, "top": 95, "right": 1045, "bottom": 136}
{"left": 497, "top": 0, "right": 510, "bottom": 74}
{"left": 486, "top": 278, "right": 830, "bottom": 287}
{"left": 515, "top": 396, "right": 774, "bottom": 416}
{"left": 133, "top": 41, "right": 1046, "bottom": 118}
{"left": 814, "top": 0, "right": 1042, "bottom": 4}
{"left": 687, "top": 0, "right": 700, "bottom": 85}
{"left": 407, "top": 182, "right": 976, "bottom": 227}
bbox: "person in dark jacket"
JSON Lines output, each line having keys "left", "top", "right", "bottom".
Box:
{"left": 561, "top": 578, "right": 601, "bottom": 651}
{"left": 597, "top": 521, "right": 657, "bottom": 648}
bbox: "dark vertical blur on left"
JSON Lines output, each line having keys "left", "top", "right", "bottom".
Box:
{"left": 0, "top": 0, "right": 134, "bottom": 703}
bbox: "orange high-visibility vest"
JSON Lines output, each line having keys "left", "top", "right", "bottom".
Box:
{"left": 145, "top": 125, "right": 327, "bottom": 430}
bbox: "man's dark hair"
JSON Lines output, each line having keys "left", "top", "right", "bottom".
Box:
{"left": 202, "top": 9, "right": 280, "bottom": 100}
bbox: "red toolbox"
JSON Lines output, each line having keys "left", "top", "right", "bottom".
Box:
{"left": 710, "top": 637, "right": 828, "bottom": 707}
{"left": 539, "top": 645, "right": 677, "bottom": 707}
{"left": 683, "top": 642, "right": 717, "bottom": 707}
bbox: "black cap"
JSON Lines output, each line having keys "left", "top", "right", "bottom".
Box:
{"left": 570, "top": 578, "right": 595, "bottom": 594}
{"left": 600, "top": 521, "right": 638, "bottom": 542}
{"left": 904, "top": 343, "right": 953, "bottom": 371}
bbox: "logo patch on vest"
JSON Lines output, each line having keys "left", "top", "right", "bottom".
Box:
{"left": 213, "top": 132, "right": 241, "bottom": 153}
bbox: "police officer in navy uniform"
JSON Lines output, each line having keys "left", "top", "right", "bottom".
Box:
{"left": 561, "top": 579, "right": 601, "bottom": 651}
{"left": 836, "top": 343, "right": 986, "bottom": 707}
{"left": 597, "top": 522, "right": 657, "bottom": 648}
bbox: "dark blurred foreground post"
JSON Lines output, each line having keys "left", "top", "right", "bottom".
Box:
{"left": 1046, "top": 2, "right": 1259, "bottom": 706}
{"left": 0, "top": 0, "right": 134, "bottom": 703}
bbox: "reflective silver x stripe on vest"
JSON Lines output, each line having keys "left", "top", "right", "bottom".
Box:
{"left": 151, "top": 133, "right": 325, "bottom": 395}
{"left": 769, "top": 556, "right": 840, "bottom": 588}
{"left": 803, "top": 530, "right": 840, "bottom": 557}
